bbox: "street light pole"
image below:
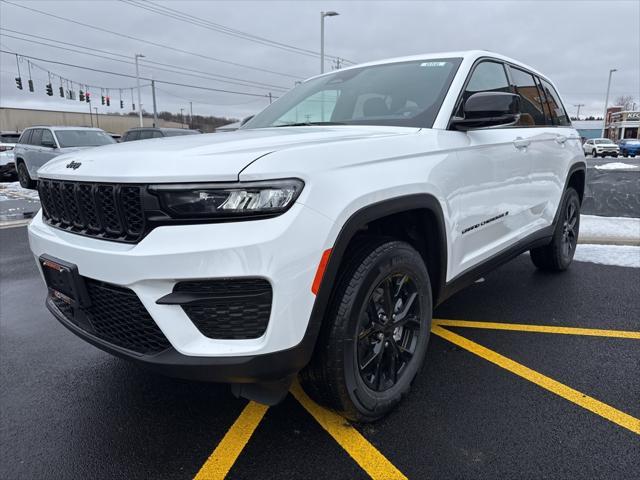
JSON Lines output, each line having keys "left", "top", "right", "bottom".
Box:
{"left": 320, "top": 11, "right": 339, "bottom": 74}
{"left": 134, "top": 53, "right": 145, "bottom": 127}
{"left": 93, "top": 107, "right": 99, "bottom": 128}
{"left": 601, "top": 68, "right": 617, "bottom": 137}
{"left": 180, "top": 108, "right": 184, "bottom": 128}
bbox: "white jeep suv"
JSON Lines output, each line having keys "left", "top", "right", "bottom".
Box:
{"left": 28, "top": 51, "right": 585, "bottom": 421}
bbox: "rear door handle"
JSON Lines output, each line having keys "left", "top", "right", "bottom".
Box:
{"left": 555, "top": 135, "right": 568, "bottom": 144}
{"left": 513, "top": 138, "right": 531, "bottom": 150}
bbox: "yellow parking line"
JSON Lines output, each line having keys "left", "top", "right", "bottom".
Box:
{"left": 431, "top": 325, "right": 640, "bottom": 435}
{"left": 291, "top": 381, "right": 408, "bottom": 480}
{"left": 433, "top": 318, "right": 640, "bottom": 339}
{"left": 193, "top": 401, "right": 268, "bottom": 480}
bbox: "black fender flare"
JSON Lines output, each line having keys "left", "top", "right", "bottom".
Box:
{"left": 296, "top": 193, "right": 448, "bottom": 366}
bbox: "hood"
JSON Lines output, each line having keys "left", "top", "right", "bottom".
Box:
{"left": 37, "top": 126, "right": 416, "bottom": 183}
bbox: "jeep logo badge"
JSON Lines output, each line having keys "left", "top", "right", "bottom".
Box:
{"left": 66, "top": 161, "right": 82, "bottom": 170}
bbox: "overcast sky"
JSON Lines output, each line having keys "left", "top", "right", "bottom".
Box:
{"left": 1, "top": 0, "right": 638, "bottom": 121}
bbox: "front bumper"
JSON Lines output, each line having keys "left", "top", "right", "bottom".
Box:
{"left": 29, "top": 203, "right": 334, "bottom": 382}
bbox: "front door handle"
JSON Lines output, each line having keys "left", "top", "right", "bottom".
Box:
{"left": 513, "top": 137, "right": 531, "bottom": 150}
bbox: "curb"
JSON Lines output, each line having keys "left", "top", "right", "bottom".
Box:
{"left": 0, "top": 218, "right": 32, "bottom": 229}
{"left": 578, "top": 236, "right": 640, "bottom": 247}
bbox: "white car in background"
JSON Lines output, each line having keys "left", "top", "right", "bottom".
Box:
{"left": 13, "top": 126, "right": 116, "bottom": 189}
{"left": 0, "top": 131, "right": 21, "bottom": 181}
{"left": 583, "top": 138, "right": 620, "bottom": 158}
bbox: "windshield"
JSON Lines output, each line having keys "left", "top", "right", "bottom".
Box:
{"left": 244, "top": 58, "right": 462, "bottom": 129}
{"left": 55, "top": 130, "right": 116, "bottom": 148}
{"left": 595, "top": 139, "right": 615, "bottom": 145}
{"left": 622, "top": 139, "right": 640, "bottom": 145}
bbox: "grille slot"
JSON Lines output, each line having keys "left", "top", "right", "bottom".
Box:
{"left": 51, "top": 279, "right": 171, "bottom": 355}
{"left": 39, "top": 180, "right": 145, "bottom": 243}
{"left": 174, "top": 279, "right": 272, "bottom": 340}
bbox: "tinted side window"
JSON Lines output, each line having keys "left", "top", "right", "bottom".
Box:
{"left": 18, "top": 130, "right": 32, "bottom": 144}
{"left": 151, "top": 131, "right": 164, "bottom": 138}
{"left": 508, "top": 67, "right": 546, "bottom": 126}
{"left": 539, "top": 79, "right": 570, "bottom": 126}
{"left": 138, "top": 130, "right": 155, "bottom": 140}
{"left": 124, "top": 131, "right": 139, "bottom": 141}
{"left": 41, "top": 129, "right": 55, "bottom": 146}
{"left": 458, "top": 61, "right": 510, "bottom": 115}
{"left": 30, "top": 129, "right": 42, "bottom": 146}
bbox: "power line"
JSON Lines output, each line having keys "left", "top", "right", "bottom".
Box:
{"left": 1, "top": 29, "right": 290, "bottom": 92}
{"left": 1, "top": 0, "right": 304, "bottom": 80}
{"left": 121, "top": 0, "right": 356, "bottom": 65}
{"left": 1, "top": 50, "right": 275, "bottom": 98}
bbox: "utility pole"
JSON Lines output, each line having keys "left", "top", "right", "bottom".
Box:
{"left": 93, "top": 107, "right": 99, "bottom": 128}
{"left": 88, "top": 99, "right": 93, "bottom": 127}
{"left": 189, "top": 101, "right": 193, "bottom": 128}
{"left": 151, "top": 79, "right": 158, "bottom": 127}
{"left": 268, "top": 92, "right": 272, "bottom": 104}
{"left": 134, "top": 53, "right": 145, "bottom": 127}
{"left": 180, "top": 108, "right": 184, "bottom": 128}
{"left": 573, "top": 104, "right": 585, "bottom": 120}
{"left": 320, "top": 11, "right": 339, "bottom": 73}
{"left": 601, "top": 68, "right": 617, "bottom": 137}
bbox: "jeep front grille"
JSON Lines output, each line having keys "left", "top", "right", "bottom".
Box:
{"left": 38, "top": 180, "right": 145, "bottom": 243}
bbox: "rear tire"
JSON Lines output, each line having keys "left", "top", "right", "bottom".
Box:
{"left": 530, "top": 188, "right": 580, "bottom": 272}
{"left": 17, "top": 162, "right": 36, "bottom": 189}
{"left": 300, "top": 239, "right": 432, "bottom": 422}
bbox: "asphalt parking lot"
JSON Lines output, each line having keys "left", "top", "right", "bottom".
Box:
{"left": 1, "top": 225, "right": 638, "bottom": 480}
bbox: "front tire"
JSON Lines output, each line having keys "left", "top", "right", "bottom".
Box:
{"left": 591, "top": 149, "right": 597, "bottom": 158}
{"left": 17, "top": 162, "right": 36, "bottom": 189}
{"left": 530, "top": 188, "right": 580, "bottom": 271}
{"left": 300, "top": 239, "right": 432, "bottom": 422}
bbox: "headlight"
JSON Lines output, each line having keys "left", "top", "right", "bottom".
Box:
{"left": 149, "top": 179, "right": 304, "bottom": 219}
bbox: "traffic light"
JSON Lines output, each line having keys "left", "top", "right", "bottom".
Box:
{"left": 106, "top": 96, "right": 110, "bottom": 106}
{"left": 15, "top": 77, "right": 22, "bottom": 90}
{"left": 86, "top": 92, "right": 91, "bottom": 103}
{"left": 120, "top": 100, "right": 124, "bottom": 109}
{"left": 45, "top": 83, "right": 53, "bottom": 96}
{"left": 59, "top": 86, "right": 64, "bottom": 97}
{"left": 101, "top": 95, "right": 105, "bottom": 105}
{"left": 28, "top": 79, "right": 34, "bottom": 92}
{"left": 79, "top": 90, "right": 85, "bottom": 102}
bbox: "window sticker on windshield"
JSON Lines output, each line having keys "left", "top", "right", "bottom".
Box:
{"left": 420, "top": 62, "right": 447, "bottom": 67}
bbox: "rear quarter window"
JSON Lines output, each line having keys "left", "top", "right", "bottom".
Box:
{"left": 539, "top": 79, "right": 571, "bottom": 126}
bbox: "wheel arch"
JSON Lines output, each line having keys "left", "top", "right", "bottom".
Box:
{"left": 297, "top": 194, "right": 448, "bottom": 368}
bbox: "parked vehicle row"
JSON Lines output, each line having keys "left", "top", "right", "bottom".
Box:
{"left": 10, "top": 126, "right": 202, "bottom": 189}
{"left": 582, "top": 137, "right": 640, "bottom": 158}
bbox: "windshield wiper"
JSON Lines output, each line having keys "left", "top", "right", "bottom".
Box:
{"left": 274, "top": 121, "right": 347, "bottom": 127}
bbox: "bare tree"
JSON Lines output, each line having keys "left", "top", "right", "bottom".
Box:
{"left": 614, "top": 95, "right": 635, "bottom": 110}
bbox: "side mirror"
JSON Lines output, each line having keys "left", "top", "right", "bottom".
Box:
{"left": 42, "top": 140, "right": 56, "bottom": 149}
{"left": 451, "top": 92, "right": 521, "bottom": 131}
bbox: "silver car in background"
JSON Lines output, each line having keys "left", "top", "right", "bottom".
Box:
{"left": 14, "top": 126, "right": 116, "bottom": 189}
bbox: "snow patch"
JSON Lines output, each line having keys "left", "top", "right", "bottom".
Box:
{"left": 579, "top": 215, "right": 640, "bottom": 243}
{"left": 594, "top": 162, "right": 639, "bottom": 170}
{"left": 0, "top": 182, "right": 40, "bottom": 201}
{"left": 574, "top": 244, "right": 640, "bottom": 268}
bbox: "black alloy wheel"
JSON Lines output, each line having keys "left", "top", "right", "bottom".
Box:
{"left": 561, "top": 197, "right": 579, "bottom": 261}
{"left": 356, "top": 273, "right": 421, "bottom": 392}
